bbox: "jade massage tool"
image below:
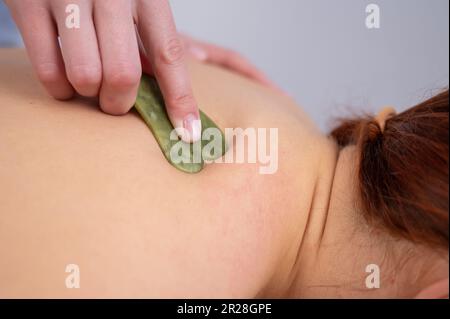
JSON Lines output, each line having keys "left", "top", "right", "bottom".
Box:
{"left": 134, "top": 74, "right": 228, "bottom": 173}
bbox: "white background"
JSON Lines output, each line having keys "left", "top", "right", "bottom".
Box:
{"left": 171, "top": 0, "right": 449, "bottom": 130}
{"left": 1, "top": 0, "right": 449, "bottom": 130}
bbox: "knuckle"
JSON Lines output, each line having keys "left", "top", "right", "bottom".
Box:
{"left": 158, "top": 37, "right": 185, "bottom": 66}
{"left": 104, "top": 63, "right": 141, "bottom": 89}
{"left": 100, "top": 96, "right": 132, "bottom": 116}
{"left": 35, "top": 62, "right": 62, "bottom": 84}
{"left": 69, "top": 64, "right": 102, "bottom": 89}
{"left": 100, "top": 103, "right": 130, "bottom": 116}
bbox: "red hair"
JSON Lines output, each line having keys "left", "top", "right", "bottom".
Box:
{"left": 331, "top": 90, "right": 449, "bottom": 249}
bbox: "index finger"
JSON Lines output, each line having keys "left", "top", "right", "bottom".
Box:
{"left": 136, "top": 0, "right": 201, "bottom": 143}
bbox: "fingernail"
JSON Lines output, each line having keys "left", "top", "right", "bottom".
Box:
{"left": 188, "top": 46, "right": 208, "bottom": 61}
{"left": 182, "top": 113, "right": 202, "bottom": 143}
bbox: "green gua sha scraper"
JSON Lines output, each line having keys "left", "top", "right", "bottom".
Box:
{"left": 134, "top": 74, "right": 228, "bottom": 174}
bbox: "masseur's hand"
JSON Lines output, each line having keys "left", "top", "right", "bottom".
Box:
{"left": 179, "top": 34, "right": 279, "bottom": 91}
{"left": 5, "top": 0, "right": 279, "bottom": 142}
{"left": 140, "top": 34, "right": 281, "bottom": 93}
{"left": 5, "top": 0, "right": 202, "bottom": 142}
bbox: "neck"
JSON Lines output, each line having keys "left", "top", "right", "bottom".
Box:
{"left": 284, "top": 146, "right": 448, "bottom": 298}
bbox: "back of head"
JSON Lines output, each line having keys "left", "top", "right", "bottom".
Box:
{"left": 331, "top": 90, "right": 449, "bottom": 250}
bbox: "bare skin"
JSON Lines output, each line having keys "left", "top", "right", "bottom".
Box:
{"left": 0, "top": 49, "right": 447, "bottom": 298}
{"left": 5, "top": 1, "right": 277, "bottom": 143}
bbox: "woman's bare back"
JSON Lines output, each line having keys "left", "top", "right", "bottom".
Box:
{"left": 0, "top": 49, "right": 336, "bottom": 298}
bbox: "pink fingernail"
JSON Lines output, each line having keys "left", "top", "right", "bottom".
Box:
{"left": 189, "top": 46, "right": 208, "bottom": 61}
{"left": 183, "top": 113, "right": 202, "bottom": 143}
